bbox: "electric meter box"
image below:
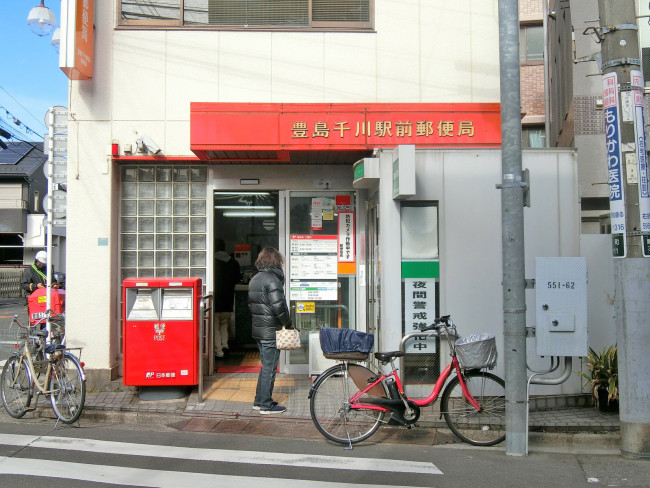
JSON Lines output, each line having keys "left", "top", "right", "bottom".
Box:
{"left": 122, "top": 277, "right": 201, "bottom": 386}
{"left": 535, "top": 257, "right": 588, "bottom": 357}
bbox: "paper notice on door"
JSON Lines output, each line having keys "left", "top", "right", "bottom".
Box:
{"left": 290, "top": 281, "right": 338, "bottom": 301}
{"left": 311, "top": 198, "right": 323, "bottom": 230}
{"left": 338, "top": 212, "right": 355, "bottom": 262}
{"left": 336, "top": 195, "right": 352, "bottom": 211}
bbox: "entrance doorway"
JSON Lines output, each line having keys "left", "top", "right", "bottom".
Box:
{"left": 213, "top": 191, "right": 280, "bottom": 355}
{"left": 212, "top": 190, "right": 357, "bottom": 376}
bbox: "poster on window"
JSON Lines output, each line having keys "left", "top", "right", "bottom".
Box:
{"left": 338, "top": 212, "right": 355, "bottom": 262}
{"left": 290, "top": 281, "right": 338, "bottom": 301}
{"left": 311, "top": 198, "right": 323, "bottom": 231}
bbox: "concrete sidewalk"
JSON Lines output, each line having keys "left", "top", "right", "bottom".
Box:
{"left": 1, "top": 297, "right": 622, "bottom": 450}
{"left": 76, "top": 372, "right": 621, "bottom": 451}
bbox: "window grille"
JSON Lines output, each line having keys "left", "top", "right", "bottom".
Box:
{"left": 119, "top": 0, "right": 373, "bottom": 29}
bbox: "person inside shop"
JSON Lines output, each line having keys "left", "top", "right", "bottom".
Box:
{"left": 213, "top": 238, "right": 242, "bottom": 359}
{"left": 21, "top": 250, "right": 59, "bottom": 296}
{"left": 248, "top": 247, "right": 292, "bottom": 415}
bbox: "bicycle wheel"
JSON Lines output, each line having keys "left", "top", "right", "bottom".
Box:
{"left": 310, "top": 363, "right": 388, "bottom": 445}
{"left": 1, "top": 355, "right": 33, "bottom": 418}
{"left": 49, "top": 352, "right": 86, "bottom": 424}
{"left": 441, "top": 370, "right": 506, "bottom": 446}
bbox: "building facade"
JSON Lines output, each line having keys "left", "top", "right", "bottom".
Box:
{"left": 58, "top": 1, "right": 609, "bottom": 399}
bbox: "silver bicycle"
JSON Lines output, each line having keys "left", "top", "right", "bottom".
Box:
{"left": 1, "top": 310, "right": 86, "bottom": 424}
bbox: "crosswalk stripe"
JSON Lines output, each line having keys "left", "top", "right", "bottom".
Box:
{"left": 0, "top": 434, "right": 443, "bottom": 475}
{"left": 0, "top": 456, "right": 432, "bottom": 488}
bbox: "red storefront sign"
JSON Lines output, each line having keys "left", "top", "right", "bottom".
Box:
{"left": 190, "top": 103, "right": 500, "bottom": 159}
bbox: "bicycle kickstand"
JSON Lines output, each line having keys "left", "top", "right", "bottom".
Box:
{"left": 344, "top": 431, "right": 353, "bottom": 451}
{"left": 342, "top": 416, "right": 353, "bottom": 450}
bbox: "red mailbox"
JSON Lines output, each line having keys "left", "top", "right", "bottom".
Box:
{"left": 122, "top": 277, "right": 201, "bottom": 386}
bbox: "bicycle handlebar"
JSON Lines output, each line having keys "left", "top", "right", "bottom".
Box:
{"left": 419, "top": 315, "right": 453, "bottom": 332}
{"left": 12, "top": 309, "right": 65, "bottom": 330}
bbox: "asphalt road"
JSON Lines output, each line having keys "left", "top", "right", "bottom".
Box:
{"left": 0, "top": 417, "right": 647, "bottom": 488}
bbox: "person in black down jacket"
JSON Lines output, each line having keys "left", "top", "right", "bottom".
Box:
{"left": 248, "top": 247, "right": 292, "bottom": 415}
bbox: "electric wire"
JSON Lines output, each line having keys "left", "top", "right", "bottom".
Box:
{"left": 0, "top": 85, "right": 48, "bottom": 133}
{"left": 0, "top": 119, "right": 42, "bottom": 154}
{"left": 0, "top": 106, "right": 45, "bottom": 140}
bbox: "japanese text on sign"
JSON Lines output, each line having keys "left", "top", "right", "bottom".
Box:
{"left": 291, "top": 120, "right": 475, "bottom": 139}
{"left": 403, "top": 278, "right": 438, "bottom": 354}
{"left": 338, "top": 212, "right": 355, "bottom": 263}
{"left": 632, "top": 70, "right": 650, "bottom": 256}
{"left": 602, "top": 72, "right": 626, "bottom": 257}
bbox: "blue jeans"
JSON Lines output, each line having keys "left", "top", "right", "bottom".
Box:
{"left": 254, "top": 339, "right": 281, "bottom": 409}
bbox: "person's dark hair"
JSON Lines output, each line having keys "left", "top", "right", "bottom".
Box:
{"left": 255, "top": 247, "right": 284, "bottom": 269}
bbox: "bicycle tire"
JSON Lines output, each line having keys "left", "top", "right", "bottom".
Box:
{"left": 310, "top": 363, "right": 388, "bottom": 445}
{"left": 49, "top": 352, "right": 86, "bottom": 424}
{"left": 441, "top": 370, "right": 506, "bottom": 446}
{"left": 1, "top": 355, "right": 33, "bottom": 419}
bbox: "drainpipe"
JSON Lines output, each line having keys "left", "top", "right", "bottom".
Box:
{"left": 542, "top": 0, "right": 551, "bottom": 146}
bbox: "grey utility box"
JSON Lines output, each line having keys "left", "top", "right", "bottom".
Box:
{"left": 535, "top": 257, "right": 588, "bottom": 357}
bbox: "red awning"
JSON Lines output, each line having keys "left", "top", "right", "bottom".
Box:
{"left": 190, "top": 102, "right": 501, "bottom": 162}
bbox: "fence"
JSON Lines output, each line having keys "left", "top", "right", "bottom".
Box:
{"left": 0, "top": 328, "right": 20, "bottom": 361}
{"left": 0, "top": 267, "right": 24, "bottom": 298}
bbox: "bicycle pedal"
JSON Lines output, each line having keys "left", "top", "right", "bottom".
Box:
{"left": 25, "top": 407, "right": 36, "bottom": 412}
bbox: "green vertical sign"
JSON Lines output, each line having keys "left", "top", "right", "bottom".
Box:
{"left": 353, "top": 161, "right": 365, "bottom": 180}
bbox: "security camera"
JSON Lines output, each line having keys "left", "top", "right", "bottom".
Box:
{"left": 139, "top": 135, "right": 161, "bottom": 154}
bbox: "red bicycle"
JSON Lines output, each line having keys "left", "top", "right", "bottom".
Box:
{"left": 308, "top": 315, "right": 505, "bottom": 447}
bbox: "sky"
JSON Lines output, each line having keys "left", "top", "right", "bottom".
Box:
{"left": 1, "top": 1, "right": 68, "bottom": 143}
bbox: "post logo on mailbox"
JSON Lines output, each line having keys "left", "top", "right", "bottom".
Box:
{"left": 153, "top": 322, "right": 166, "bottom": 341}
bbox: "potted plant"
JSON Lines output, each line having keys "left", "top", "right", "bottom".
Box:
{"left": 577, "top": 345, "right": 618, "bottom": 413}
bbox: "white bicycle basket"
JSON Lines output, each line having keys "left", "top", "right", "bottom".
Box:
{"left": 455, "top": 333, "right": 498, "bottom": 370}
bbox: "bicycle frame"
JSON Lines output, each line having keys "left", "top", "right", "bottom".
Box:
{"left": 349, "top": 355, "right": 481, "bottom": 412}
{"left": 16, "top": 341, "right": 56, "bottom": 395}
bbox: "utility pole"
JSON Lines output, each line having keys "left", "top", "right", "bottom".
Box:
{"left": 597, "top": 0, "right": 650, "bottom": 460}
{"left": 498, "top": 0, "right": 528, "bottom": 456}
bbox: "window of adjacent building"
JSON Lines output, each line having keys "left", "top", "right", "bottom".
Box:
{"left": 119, "top": 0, "right": 373, "bottom": 29}
{"left": 521, "top": 125, "right": 546, "bottom": 148}
{"left": 519, "top": 24, "right": 543, "bottom": 64}
{"left": 0, "top": 183, "right": 24, "bottom": 209}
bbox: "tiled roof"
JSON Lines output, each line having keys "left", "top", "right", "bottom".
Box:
{"left": 0, "top": 141, "right": 45, "bottom": 177}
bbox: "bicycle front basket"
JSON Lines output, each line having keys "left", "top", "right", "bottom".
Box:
{"left": 319, "top": 327, "right": 374, "bottom": 360}
{"left": 455, "top": 333, "right": 498, "bottom": 370}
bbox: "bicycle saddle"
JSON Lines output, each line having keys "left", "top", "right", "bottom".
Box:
{"left": 44, "top": 344, "right": 66, "bottom": 354}
{"left": 374, "top": 351, "right": 405, "bottom": 362}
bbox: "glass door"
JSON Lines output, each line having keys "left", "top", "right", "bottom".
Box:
{"left": 366, "top": 198, "right": 380, "bottom": 352}
{"left": 213, "top": 191, "right": 280, "bottom": 351}
{"left": 283, "top": 191, "right": 357, "bottom": 373}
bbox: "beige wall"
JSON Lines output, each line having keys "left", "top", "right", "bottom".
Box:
{"left": 65, "top": 1, "right": 502, "bottom": 378}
